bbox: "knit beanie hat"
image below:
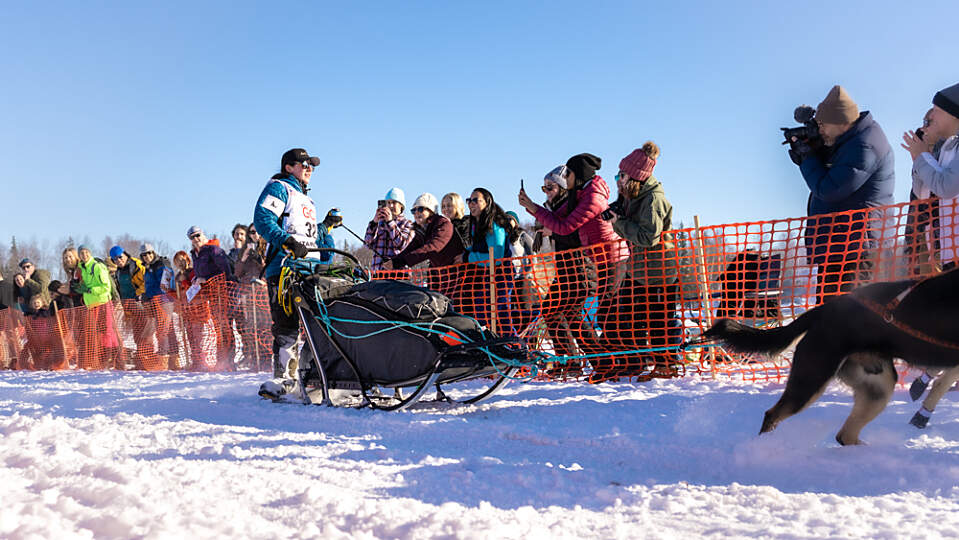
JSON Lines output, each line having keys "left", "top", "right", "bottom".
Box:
{"left": 544, "top": 165, "right": 570, "bottom": 189}
{"left": 816, "top": 85, "right": 859, "bottom": 124}
{"left": 384, "top": 187, "right": 406, "bottom": 210}
{"left": 933, "top": 82, "right": 959, "bottom": 120}
{"left": 565, "top": 153, "right": 602, "bottom": 187}
{"left": 619, "top": 141, "right": 660, "bottom": 181}
{"left": 411, "top": 192, "right": 439, "bottom": 214}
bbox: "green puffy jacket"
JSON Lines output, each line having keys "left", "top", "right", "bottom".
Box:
{"left": 78, "top": 257, "right": 114, "bottom": 306}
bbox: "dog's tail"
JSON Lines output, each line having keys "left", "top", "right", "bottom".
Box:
{"left": 702, "top": 305, "right": 825, "bottom": 357}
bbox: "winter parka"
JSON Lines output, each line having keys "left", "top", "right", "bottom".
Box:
{"left": 253, "top": 174, "right": 334, "bottom": 278}
{"left": 391, "top": 213, "right": 464, "bottom": 268}
{"left": 142, "top": 256, "right": 174, "bottom": 301}
{"left": 78, "top": 257, "right": 113, "bottom": 307}
{"left": 799, "top": 111, "right": 896, "bottom": 264}
{"left": 610, "top": 177, "right": 677, "bottom": 285}
{"left": 115, "top": 255, "right": 146, "bottom": 300}
{"left": 531, "top": 175, "right": 626, "bottom": 262}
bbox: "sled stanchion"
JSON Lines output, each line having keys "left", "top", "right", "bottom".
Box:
{"left": 693, "top": 215, "right": 716, "bottom": 378}
{"left": 488, "top": 247, "right": 497, "bottom": 335}
{"left": 295, "top": 303, "right": 331, "bottom": 406}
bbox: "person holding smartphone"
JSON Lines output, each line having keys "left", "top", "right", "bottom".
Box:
{"left": 364, "top": 187, "right": 415, "bottom": 271}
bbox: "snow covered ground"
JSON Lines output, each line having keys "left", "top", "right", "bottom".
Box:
{"left": 2, "top": 371, "right": 959, "bottom": 539}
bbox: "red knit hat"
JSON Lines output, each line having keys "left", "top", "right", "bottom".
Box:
{"left": 619, "top": 142, "right": 659, "bottom": 181}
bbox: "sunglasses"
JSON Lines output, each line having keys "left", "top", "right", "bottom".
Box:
{"left": 20, "top": 263, "right": 33, "bottom": 269}
{"left": 412, "top": 206, "right": 429, "bottom": 214}
{"left": 465, "top": 197, "right": 480, "bottom": 204}
{"left": 541, "top": 184, "right": 557, "bottom": 193}
{"left": 189, "top": 233, "right": 202, "bottom": 240}
{"left": 298, "top": 160, "right": 314, "bottom": 169}
{"left": 615, "top": 172, "right": 630, "bottom": 182}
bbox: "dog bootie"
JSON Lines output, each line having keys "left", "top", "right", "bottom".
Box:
{"left": 909, "top": 408, "right": 932, "bottom": 429}
{"left": 909, "top": 374, "right": 932, "bottom": 401}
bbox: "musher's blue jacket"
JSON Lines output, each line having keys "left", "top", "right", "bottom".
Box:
{"left": 253, "top": 174, "right": 334, "bottom": 278}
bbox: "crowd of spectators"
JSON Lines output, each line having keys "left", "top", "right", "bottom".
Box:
{"left": 3, "top": 82, "right": 959, "bottom": 384}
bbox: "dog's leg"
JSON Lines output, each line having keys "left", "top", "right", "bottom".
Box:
{"left": 834, "top": 353, "right": 896, "bottom": 445}
{"left": 760, "top": 334, "right": 844, "bottom": 434}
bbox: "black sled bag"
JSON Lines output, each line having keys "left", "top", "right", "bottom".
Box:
{"left": 303, "top": 279, "right": 489, "bottom": 385}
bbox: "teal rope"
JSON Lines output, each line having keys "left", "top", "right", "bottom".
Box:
{"left": 310, "top": 284, "right": 540, "bottom": 380}
{"left": 543, "top": 343, "right": 722, "bottom": 365}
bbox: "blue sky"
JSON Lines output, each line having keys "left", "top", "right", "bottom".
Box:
{"left": 3, "top": 0, "right": 957, "bottom": 255}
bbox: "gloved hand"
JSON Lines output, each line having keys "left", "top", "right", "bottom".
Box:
{"left": 71, "top": 281, "right": 90, "bottom": 295}
{"left": 788, "top": 139, "right": 813, "bottom": 166}
{"left": 282, "top": 236, "right": 309, "bottom": 258}
{"left": 323, "top": 208, "right": 343, "bottom": 229}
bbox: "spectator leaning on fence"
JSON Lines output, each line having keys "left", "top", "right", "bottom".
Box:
{"left": 902, "top": 82, "right": 959, "bottom": 271}
{"left": 605, "top": 141, "right": 682, "bottom": 379}
{"left": 365, "top": 187, "right": 415, "bottom": 271}
{"left": 110, "top": 246, "right": 146, "bottom": 301}
{"left": 18, "top": 258, "right": 51, "bottom": 303}
{"left": 385, "top": 192, "right": 463, "bottom": 270}
{"left": 188, "top": 227, "right": 234, "bottom": 284}
{"left": 518, "top": 153, "right": 623, "bottom": 357}
{"left": 788, "top": 85, "right": 896, "bottom": 303}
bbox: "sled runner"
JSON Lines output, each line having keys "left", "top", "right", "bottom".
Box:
{"left": 261, "top": 249, "right": 531, "bottom": 410}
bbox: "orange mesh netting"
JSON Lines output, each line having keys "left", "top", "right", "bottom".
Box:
{"left": 1, "top": 197, "right": 951, "bottom": 381}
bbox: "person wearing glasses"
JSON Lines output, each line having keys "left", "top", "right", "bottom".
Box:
{"left": 518, "top": 155, "right": 624, "bottom": 367}
{"left": 461, "top": 188, "right": 517, "bottom": 329}
{"left": 187, "top": 226, "right": 237, "bottom": 371}
{"left": 17, "top": 258, "right": 52, "bottom": 304}
{"left": 364, "top": 187, "right": 415, "bottom": 271}
{"left": 109, "top": 245, "right": 146, "bottom": 301}
{"left": 253, "top": 148, "right": 336, "bottom": 382}
{"left": 604, "top": 142, "right": 682, "bottom": 380}
{"left": 139, "top": 243, "right": 179, "bottom": 369}
{"left": 527, "top": 167, "right": 592, "bottom": 369}
{"left": 384, "top": 192, "right": 463, "bottom": 271}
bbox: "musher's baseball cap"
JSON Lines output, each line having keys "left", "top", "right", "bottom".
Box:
{"left": 281, "top": 148, "right": 320, "bottom": 170}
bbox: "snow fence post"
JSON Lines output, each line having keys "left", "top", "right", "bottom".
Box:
{"left": 489, "top": 246, "right": 497, "bottom": 335}
{"left": 693, "top": 215, "right": 715, "bottom": 378}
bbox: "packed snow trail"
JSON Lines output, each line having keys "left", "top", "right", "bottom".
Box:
{"left": 2, "top": 371, "right": 959, "bottom": 539}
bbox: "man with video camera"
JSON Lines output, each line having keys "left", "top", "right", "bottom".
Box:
{"left": 785, "top": 85, "right": 895, "bottom": 303}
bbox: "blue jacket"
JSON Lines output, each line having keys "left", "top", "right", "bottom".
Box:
{"left": 799, "top": 112, "right": 895, "bottom": 264}
{"left": 253, "top": 174, "right": 334, "bottom": 278}
{"left": 467, "top": 222, "right": 507, "bottom": 263}
{"left": 143, "top": 257, "right": 173, "bottom": 302}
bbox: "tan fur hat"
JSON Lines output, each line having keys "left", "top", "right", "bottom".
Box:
{"left": 816, "top": 85, "right": 859, "bottom": 125}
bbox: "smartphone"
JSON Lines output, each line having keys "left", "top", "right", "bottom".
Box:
{"left": 520, "top": 178, "right": 524, "bottom": 191}
{"left": 377, "top": 199, "right": 388, "bottom": 208}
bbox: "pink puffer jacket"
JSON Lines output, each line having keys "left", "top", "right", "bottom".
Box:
{"left": 530, "top": 175, "right": 627, "bottom": 262}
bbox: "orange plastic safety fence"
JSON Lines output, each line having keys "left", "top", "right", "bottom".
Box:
{"left": 0, "top": 197, "right": 952, "bottom": 381}
{"left": 0, "top": 276, "right": 272, "bottom": 373}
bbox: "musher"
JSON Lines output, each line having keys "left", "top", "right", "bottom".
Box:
{"left": 253, "top": 148, "right": 342, "bottom": 388}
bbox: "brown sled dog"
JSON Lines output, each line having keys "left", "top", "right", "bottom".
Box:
{"left": 703, "top": 269, "right": 959, "bottom": 445}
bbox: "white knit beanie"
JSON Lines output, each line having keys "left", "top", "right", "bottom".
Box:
{"left": 412, "top": 192, "right": 440, "bottom": 214}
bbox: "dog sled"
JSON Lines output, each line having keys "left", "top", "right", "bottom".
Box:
{"left": 260, "top": 249, "right": 531, "bottom": 410}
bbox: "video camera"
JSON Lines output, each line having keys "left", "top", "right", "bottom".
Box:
{"left": 780, "top": 105, "right": 822, "bottom": 146}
